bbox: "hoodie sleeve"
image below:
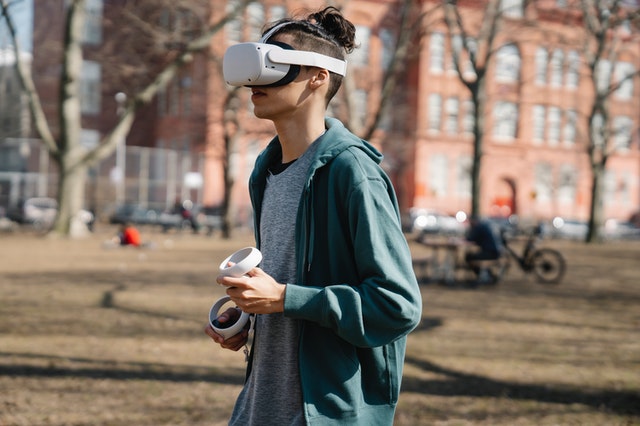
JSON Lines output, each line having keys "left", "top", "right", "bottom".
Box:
{"left": 283, "top": 149, "right": 423, "bottom": 348}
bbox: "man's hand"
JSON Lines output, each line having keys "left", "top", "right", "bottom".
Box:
{"left": 204, "top": 307, "right": 249, "bottom": 351}
{"left": 217, "top": 267, "right": 286, "bottom": 314}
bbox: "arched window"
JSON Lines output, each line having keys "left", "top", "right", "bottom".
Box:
{"left": 495, "top": 44, "right": 520, "bottom": 83}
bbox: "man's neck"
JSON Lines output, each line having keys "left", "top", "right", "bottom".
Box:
{"left": 274, "top": 118, "right": 326, "bottom": 163}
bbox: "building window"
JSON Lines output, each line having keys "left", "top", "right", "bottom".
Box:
{"left": 351, "top": 26, "right": 371, "bottom": 66}
{"left": 495, "top": 43, "right": 520, "bottom": 83}
{"left": 493, "top": 101, "right": 518, "bottom": 140}
{"left": 613, "top": 115, "right": 633, "bottom": 151}
{"left": 463, "top": 99, "right": 474, "bottom": 134}
{"left": 380, "top": 28, "right": 395, "bottom": 70}
{"left": 615, "top": 61, "right": 635, "bottom": 100}
{"left": 80, "top": 128, "right": 100, "bottom": 150}
{"left": 547, "top": 106, "right": 561, "bottom": 146}
{"left": 353, "top": 89, "right": 368, "bottom": 129}
{"left": 500, "top": 0, "right": 523, "bottom": 19}
{"left": 532, "top": 105, "right": 546, "bottom": 143}
{"left": 563, "top": 109, "right": 577, "bottom": 145}
{"left": 80, "top": 60, "right": 101, "bottom": 115}
{"left": 592, "top": 113, "right": 605, "bottom": 148}
{"left": 428, "top": 94, "right": 442, "bottom": 132}
{"left": 557, "top": 164, "right": 576, "bottom": 204}
{"left": 83, "top": 0, "right": 103, "bottom": 45}
{"left": 429, "top": 32, "right": 444, "bottom": 73}
{"left": 225, "top": 0, "right": 243, "bottom": 44}
{"left": 269, "top": 5, "right": 286, "bottom": 21}
{"left": 550, "top": 49, "right": 564, "bottom": 87}
{"left": 534, "top": 162, "right": 553, "bottom": 203}
{"left": 429, "top": 154, "right": 448, "bottom": 197}
{"left": 565, "top": 50, "right": 580, "bottom": 89}
{"left": 604, "top": 170, "right": 616, "bottom": 204}
{"left": 596, "top": 59, "right": 612, "bottom": 93}
{"left": 247, "top": 2, "right": 265, "bottom": 42}
{"left": 445, "top": 97, "right": 459, "bottom": 134}
{"left": 456, "top": 155, "right": 472, "bottom": 197}
{"left": 535, "top": 47, "right": 548, "bottom": 85}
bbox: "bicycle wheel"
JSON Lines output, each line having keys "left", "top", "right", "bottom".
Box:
{"left": 530, "top": 248, "right": 566, "bottom": 284}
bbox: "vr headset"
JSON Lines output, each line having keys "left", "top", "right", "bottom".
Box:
{"left": 223, "top": 22, "right": 348, "bottom": 87}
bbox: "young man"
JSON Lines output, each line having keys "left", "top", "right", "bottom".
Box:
{"left": 205, "top": 7, "right": 422, "bottom": 425}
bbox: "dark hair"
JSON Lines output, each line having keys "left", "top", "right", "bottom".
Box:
{"left": 262, "top": 6, "right": 356, "bottom": 103}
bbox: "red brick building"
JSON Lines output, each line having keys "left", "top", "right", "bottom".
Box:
{"left": 20, "top": 0, "right": 640, "bottom": 225}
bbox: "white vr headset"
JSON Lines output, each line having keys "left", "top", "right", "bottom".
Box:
{"left": 223, "top": 22, "right": 348, "bottom": 87}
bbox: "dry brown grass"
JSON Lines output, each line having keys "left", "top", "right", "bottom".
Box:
{"left": 0, "top": 226, "right": 638, "bottom": 425}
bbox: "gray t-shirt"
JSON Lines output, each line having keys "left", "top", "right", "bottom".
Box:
{"left": 229, "top": 140, "right": 320, "bottom": 426}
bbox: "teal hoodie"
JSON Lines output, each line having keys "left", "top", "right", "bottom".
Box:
{"left": 248, "top": 117, "right": 423, "bottom": 425}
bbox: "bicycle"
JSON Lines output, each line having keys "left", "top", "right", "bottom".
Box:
{"left": 493, "top": 226, "right": 567, "bottom": 284}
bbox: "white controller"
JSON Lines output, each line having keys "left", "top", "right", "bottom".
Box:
{"left": 209, "top": 247, "right": 262, "bottom": 339}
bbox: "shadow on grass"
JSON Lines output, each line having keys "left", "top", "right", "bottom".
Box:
{"left": 0, "top": 351, "right": 245, "bottom": 385}
{"left": 403, "top": 355, "right": 640, "bottom": 417}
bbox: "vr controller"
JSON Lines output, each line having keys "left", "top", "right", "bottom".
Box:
{"left": 209, "top": 247, "right": 262, "bottom": 339}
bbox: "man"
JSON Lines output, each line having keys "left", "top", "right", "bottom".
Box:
{"left": 464, "top": 216, "right": 503, "bottom": 284}
{"left": 205, "top": 7, "right": 422, "bottom": 425}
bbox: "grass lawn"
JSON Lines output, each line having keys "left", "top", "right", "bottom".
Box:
{"left": 0, "top": 226, "right": 638, "bottom": 425}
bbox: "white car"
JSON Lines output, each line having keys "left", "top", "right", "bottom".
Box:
{"left": 9, "top": 197, "right": 94, "bottom": 229}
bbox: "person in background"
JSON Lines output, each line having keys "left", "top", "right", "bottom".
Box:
{"left": 464, "top": 215, "right": 503, "bottom": 283}
{"left": 204, "top": 6, "right": 422, "bottom": 426}
{"left": 117, "top": 222, "right": 141, "bottom": 247}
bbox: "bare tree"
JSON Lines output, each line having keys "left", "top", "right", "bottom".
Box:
{"left": 0, "top": 0, "right": 250, "bottom": 237}
{"left": 442, "top": 0, "right": 502, "bottom": 218}
{"left": 578, "top": 0, "right": 640, "bottom": 242}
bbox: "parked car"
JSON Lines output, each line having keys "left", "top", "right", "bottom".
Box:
{"left": 405, "top": 208, "right": 466, "bottom": 237}
{"left": 109, "top": 204, "right": 161, "bottom": 226}
{"left": 7, "top": 197, "right": 94, "bottom": 229}
{"left": 604, "top": 219, "right": 640, "bottom": 240}
{"left": 549, "top": 217, "right": 588, "bottom": 240}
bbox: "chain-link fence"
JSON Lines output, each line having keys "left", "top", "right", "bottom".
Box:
{"left": 0, "top": 138, "right": 206, "bottom": 222}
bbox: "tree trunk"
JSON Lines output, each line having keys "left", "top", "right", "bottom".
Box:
{"left": 470, "top": 81, "right": 485, "bottom": 218}
{"left": 586, "top": 162, "right": 605, "bottom": 243}
{"left": 51, "top": 157, "right": 91, "bottom": 237}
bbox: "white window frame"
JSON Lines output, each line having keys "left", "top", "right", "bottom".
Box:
{"left": 445, "top": 97, "right": 459, "bottom": 134}
{"left": 80, "top": 60, "right": 101, "bottom": 115}
{"left": 615, "top": 61, "right": 635, "bottom": 100}
{"left": 429, "top": 154, "right": 449, "bottom": 197}
{"left": 535, "top": 47, "right": 548, "bottom": 85}
{"left": 547, "top": 106, "right": 561, "bottom": 146}
{"left": 493, "top": 101, "right": 518, "bottom": 141}
{"left": 550, "top": 49, "right": 564, "bottom": 87}
{"left": 565, "top": 50, "right": 580, "bottom": 89}
{"left": 351, "top": 26, "right": 371, "bottom": 66}
{"left": 429, "top": 32, "right": 444, "bottom": 74}
{"left": 532, "top": 105, "right": 546, "bottom": 143}
{"left": 428, "top": 94, "right": 442, "bottom": 133}
{"left": 495, "top": 43, "right": 521, "bottom": 83}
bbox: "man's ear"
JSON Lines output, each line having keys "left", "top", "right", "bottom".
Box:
{"left": 309, "top": 68, "right": 330, "bottom": 90}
